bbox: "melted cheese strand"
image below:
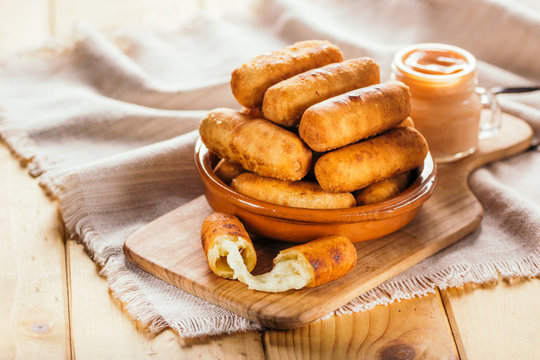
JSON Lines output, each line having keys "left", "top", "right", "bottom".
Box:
{"left": 221, "top": 240, "right": 309, "bottom": 292}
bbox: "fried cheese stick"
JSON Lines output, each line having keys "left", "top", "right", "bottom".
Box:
{"left": 355, "top": 171, "right": 414, "bottom": 205}
{"left": 201, "top": 213, "right": 257, "bottom": 279}
{"left": 199, "top": 108, "right": 312, "bottom": 181}
{"left": 315, "top": 127, "right": 428, "bottom": 193}
{"left": 231, "top": 172, "right": 356, "bottom": 209}
{"left": 214, "top": 159, "right": 245, "bottom": 185}
{"left": 262, "top": 57, "right": 380, "bottom": 127}
{"left": 299, "top": 81, "right": 411, "bottom": 152}
{"left": 206, "top": 233, "right": 357, "bottom": 292}
{"left": 231, "top": 40, "right": 343, "bottom": 108}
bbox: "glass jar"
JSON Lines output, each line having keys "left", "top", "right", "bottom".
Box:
{"left": 391, "top": 43, "right": 499, "bottom": 163}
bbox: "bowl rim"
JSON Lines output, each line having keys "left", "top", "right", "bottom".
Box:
{"left": 194, "top": 138, "right": 437, "bottom": 223}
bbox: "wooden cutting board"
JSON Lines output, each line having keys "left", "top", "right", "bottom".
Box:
{"left": 124, "top": 113, "right": 532, "bottom": 329}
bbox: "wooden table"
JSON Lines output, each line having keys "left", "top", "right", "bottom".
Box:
{"left": 1, "top": 1, "right": 539, "bottom": 358}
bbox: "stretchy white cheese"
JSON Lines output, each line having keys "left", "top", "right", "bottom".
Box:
{"left": 220, "top": 239, "right": 310, "bottom": 292}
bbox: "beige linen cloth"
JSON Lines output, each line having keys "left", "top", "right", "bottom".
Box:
{"left": 1, "top": 0, "right": 540, "bottom": 337}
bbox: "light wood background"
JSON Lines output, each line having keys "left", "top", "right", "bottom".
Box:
{"left": 1, "top": 0, "right": 539, "bottom": 359}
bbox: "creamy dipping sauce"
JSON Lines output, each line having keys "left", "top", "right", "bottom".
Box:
{"left": 392, "top": 44, "right": 481, "bottom": 162}
{"left": 403, "top": 49, "right": 469, "bottom": 76}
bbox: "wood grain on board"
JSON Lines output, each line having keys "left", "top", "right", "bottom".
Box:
{"left": 124, "top": 112, "right": 533, "bottom": 329}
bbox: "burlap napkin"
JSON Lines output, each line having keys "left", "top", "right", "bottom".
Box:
{"left": 1, "top": 0, "right": 539, "bottom": 337}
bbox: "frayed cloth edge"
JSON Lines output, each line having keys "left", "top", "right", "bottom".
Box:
{"left": 56, "top": 171, "right": 261, "bottom": 337}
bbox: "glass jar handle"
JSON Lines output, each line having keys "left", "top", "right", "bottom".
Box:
{"left": 475, "top": 87, "right": 501, "bottom": 139}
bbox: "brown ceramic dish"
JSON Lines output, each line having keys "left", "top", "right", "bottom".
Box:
{"left": 194, "top": 139, "right": 437, "bottom": 243}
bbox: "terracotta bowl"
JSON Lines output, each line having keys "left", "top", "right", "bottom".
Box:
{"left": 194, "top": 139, "right": 437, "bottom": 243}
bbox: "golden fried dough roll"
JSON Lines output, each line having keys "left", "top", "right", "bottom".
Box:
{"left": 201, "top": 213, "right": 257, "bottom": 279}
{"left": 262, "top": 58, "right": 380, "bottom": 127}
{"left": 278, "top": 235, "right": 357, "bottom": 288}
{"left": 214, "top": 159, "right": 245, "bottom": 185}
{"left": 231, "top": 172, "right": 356, "bottom": 209}
{"left": 355, "top": 171, "right": 414, "bottom": 205}
{"left": 315, "top": 127, "right": 428, "bottom": 192}
{"left": 240, "top": 107, "right": 264, "bottom": 118}
{"left": 299, "top": 81, "right": 411, "bottom": 152}
{"left": 199, "top": 108, "right": 312, "bottom": 181}
{"left": 231, "top": 40, "right": 343, "bottom": 108}
{"left": 397, "top": 117, "right": 415, "bottom": 128}
{"left": 221, "top": 235, "right": 357, "bottom": 292}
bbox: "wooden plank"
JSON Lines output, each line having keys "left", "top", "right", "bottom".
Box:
{"left": 441, "top": 278, "right": 540, "bottom": 360}
{"left": 264, "top": 292, "right": 459, "bottom": 359}
{"left": 0, "top": 144, "right": 70, "bottom": 359}
{"left": 67, "top": 240, "right": 265, "bottom": 360}
{"left": 0, "top": 0, "right": 51, "bottom": 51}
{"left": 124, "top": 113, "right": 532, "bottom": 329}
